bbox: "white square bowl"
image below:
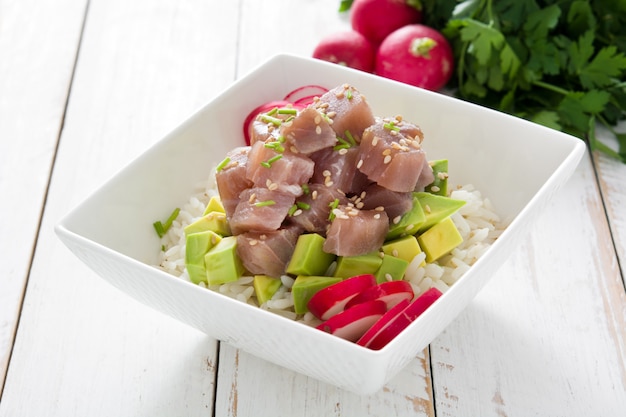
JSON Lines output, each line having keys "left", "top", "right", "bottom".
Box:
{"left": 55, "top": 54, "right": 585, "bottom": 395}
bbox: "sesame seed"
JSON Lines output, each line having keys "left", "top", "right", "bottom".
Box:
{"left": 290, "top": 146, "right": 299, "bottom": 153}
{"left": 265, "top": 179, "right": 272, "bottom": 187}
{"left": 260, "top": 234, "right": 267, "bottom": 240}
{"left": 390, "top": 130, "right": 398, "bottom": 136}
{"left": 311, "top": 190, "right": 318, "bottom": 200}
{"left": 248, "top": 193, "right": 256, "bottom": 203}
{"left": 356, "top": 202, "right": 364, "bottom": 209}
{"left": 357, "top": 159, "right": 363, "bottom": 169}
{"left": 374, "top": 213, "right": 381, "bottom": 219}
{"left": 385, "top": 273, "right": 393, "bottom": 282}
{"left": 372, "top": 136, "right": 379, "bottom": 146}
{"left": 392, "top": 249, "right": 399, "bottom": 257}
{"left": 383, "top": 155, "right": 392, "bottom": 164}
{"left": 375, "top": 206, "right": 385, "bottom": 211}
{"left": 405, "top": 224, "right": 414, "bottom": 232}
{"left": 424, "top": 204, "right": 431, "bottom": 213}
{"left": 249, "top": 239, "right": 258, "bottom": 246}
{"left": 315, "top": 125, "right": 322, "bottom": 134}
{"left": 378, "top": 251, "right": 385, "bottom": 258}
{"left": 382, "top": 149, "right": 392, "bottom": 156}
{"left": 268, "top": 182, "right": 278, "bottom": 191}
{"left": 431, "top": 185, "right": 440, "bottom": 192}
{"left": 438, "top": 172, "right": 449, "bottom": 180}
{"left": 326, "top": 111, "right": 336, "bottom": 118}
{"left": 393, "top": 215, "right": 402, "bottom": 224}
{"left": 314, "top": 115, "right": 321, "bottom": 124}
{"left": 293, "top": 209, "right": 303, "bottom": 217}
{"left": 322, "top": 170, "right": 331, "bottom": 177}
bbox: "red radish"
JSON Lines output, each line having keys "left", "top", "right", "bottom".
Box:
{"left": 365, "top": 287, "right": 443, "bottom": 350}
{"left": 350, "top": 0, "right": 422, "bottom": 46}
{"left": 375, "top": 24, "right": 454, "bottom": 91}
{"left": 283, "top": 85, "right": 329, "bottom": 104}
{"left": 356, "top": 298, "right": 410, "bottom": 347}
{"left": 316, "top": 300, "right": 387, "bottom": 342}
{"left": 345, "top": 280, "right": 414, "bottom": 310}
{"left": 307, "top": 274, "right": 377, "bottom": 320}
{"left": 312, "top": 30, "right": 376, "bottom": 73}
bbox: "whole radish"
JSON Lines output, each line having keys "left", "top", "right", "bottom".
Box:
{"left": 350, "top": 0, "right": 422, "bottom": 46}
{"left": 312, "top": 30, "right": 376, "bottom": 72}
{"left": 375, "top": 24, "right": 454, "bottom": 91}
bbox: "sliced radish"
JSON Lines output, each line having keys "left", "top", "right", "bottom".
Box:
{"left": 283, "top": 85, "right": 328, "bottom": 103}
{"left": 364, "top": 287, "right": 443, "bottom": 350}
{"left": 307, "top": 274, "right": 377, "bottom": 320}
{"left": 356, "top": 298, "right": 410, "bottom": 347}
{"left": 344, "top": 280, "right": 414, "bottom": 310}
{"left": 316, "top": 299, "right": 387, "bottom": 342}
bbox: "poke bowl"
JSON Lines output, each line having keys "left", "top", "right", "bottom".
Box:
{"left": 55, "top": 54, "right": 585, "bottom": 395}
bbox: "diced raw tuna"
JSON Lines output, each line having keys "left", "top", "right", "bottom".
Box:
{"left": 359, "top": 183, "right": 413, "bottom": 222}
{"left": 248, "top": 119, "right": 281, "bottom": 145}
{"left": 229, "top": 187, "right": 296, "bottom": 235}
{"left": 287, "top": 184, "right": 349, "bottom": 235}
{"left": 312, "top": 84, "right": 375, "bottom": 144}
{"left": 414, "top": 156, "right": 435, "bottom": 191}
{"left": 323, "top": 205, "right": 389, "bottom": 256}
{"left": 309, "top": 146, "right": 371, "bottom": 195}
{"left": 357, "top": 118, "right": 431, "bottom": 192}
{"left": 246, "top": 141, "right": 314, "bottom": 196}
{"left": 215, "top": 146, "right": 254, "bottom": 218}
{"left": 236, "top": 224, "right": 302, "bottom": 277}
{"left": 280, "top": 107, "right": 337, "bottom": 154}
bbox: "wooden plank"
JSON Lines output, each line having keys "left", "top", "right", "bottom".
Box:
{"left": 0, "top": 0, "right": 240, "bottom": 414}
{"left": 594, "top": 122, "right": 626, "bottom": 283}
{"left": 0, "top": 0, "right": 88, "bottom": 392}
{"left": 429, "top": 153, "right": 626, "bottom": 416}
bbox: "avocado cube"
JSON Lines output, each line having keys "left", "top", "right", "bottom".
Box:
{"left": 184, "top": 211, "right": 231, "bottom": 237}
{"left": 286, "top": 233, "right": 336, "bottom": 276}
{"left": 417, "top": 217, "right": 463, "bottom": 263}
{"left": 333, "top": 251, "right": 383, "bottom": 279}
{"left": 374, "top": 255, "right": 409, "bottom": 284}
{"left": 387, "top": 194, "right": 426, "bottom": 240}
{"left": 292, "top": 275, "right": 342, "bottom": 314}
{"left": 253, "top": 275, "right": 282, "bottom": 305}
{"left": 415, "top": 192, "right": 466, "bottom": 234}
{"left": 203, "top": 195, "right": 226, "bottom": 215}
{"left": 424, "top": 159, "right": 448, "bottom": 196}
{"left": 382, "top": 235, "right": 423, "bottom": 263}
{"left": 204, "top": 236, "right": 245, "bottom": 285}
{"left": 185, "top": 231, "right": 222, "bottom": 284}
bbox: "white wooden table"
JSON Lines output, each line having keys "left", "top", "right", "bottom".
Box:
{"left": 2, "top": 1, "right": 625, "bottom": 415}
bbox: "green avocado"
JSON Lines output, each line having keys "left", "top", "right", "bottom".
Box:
{"left": 424, "top": 159, "right": 449, "bottom": 196}
{"left": 185, "top": 230, "right": 222, "bottom": 284}
{"left": 253, "top": 275, "right": 282, "bottom": 305}
{"left": 184, "top": 211, "right": 231, "bottom": 237}
{"left": 415, "top": 192, "right": 465, "bottom": 235}
{"left": 203, "top": 195, "right": 226, "bottom": 215}
{"left": 292, "top": 275, "right": 342, "bottom": 314}
{"left": 382, "top": 235, "right": 423, "bottom": 263}
{"left": 204, "top": 236, "right": 245, "bottom": 285}
{"left": 333, "top": 251, "right": 383, "bottom": 279}
{"left": 417, "top": 217, "right": 463, "bottom": 263}
{"left": 386, "top": 194, "right": 426, "bottom": 240}
{"left": 374, "top": 254, "right": 409, "bottom": 284}
{"left": 286, "top": 233, "right": 336, "bottom": 276}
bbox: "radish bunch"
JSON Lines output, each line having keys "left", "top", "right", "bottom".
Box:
{"left": 312, "top": 0, "right": 453, "bottom": 91}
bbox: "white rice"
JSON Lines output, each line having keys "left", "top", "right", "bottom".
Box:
{"left": 156, "top": 179, "right": 505, "bottom": 322}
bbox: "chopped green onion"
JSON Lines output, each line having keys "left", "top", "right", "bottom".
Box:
{"left": 346, "top": 89, "right": 353, "bottom": 100}
{"left": 301, "top": 183, "right": 310, "bottom": 194}
{"left": 288, "top": 204, "right": 298, "bottom": 216}
{"left": 264, "top": 141, "right": 285, "bottom": 153}
{"left": 261, "top": 114, "right": 282, "bottom": 126}
{"left": 261, "top": 154, "right": 283, "bottom": 168}
{"left": 153, "top": 207, "right": 180, "bottom": 238}
{"left": 384, "top": 121, "right": 400, "bottom": 131}
{"left": 277, "top": 108, "right": 297, "bottom": 115}
{"left": 328, "top": 198, "right": 340, "bottom": 221}
{"left": 333, "top": 137, "right": 352, "bottom": 151}
{"left": 277, "top": 135, "right": 286, "bottom": 143}
{"left": 344, "top": 130, "right": 357, "bottom": 146}
{"left": 297, "top": 201, "right": 311, "bottom": 210}
{"left": 254, "top": 200, "right": 276, "bottom": 207}
{"left": 266, "top": 107, "right": 278, "bottom": 116}
{"left": 216, "top": 157, "right": 231, "bottom": 172}
{"left": 284, "top": 115, "right": 296, "bottom": 123}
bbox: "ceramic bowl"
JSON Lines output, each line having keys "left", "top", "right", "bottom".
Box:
{"left": 56, "top": 54, "right": 585, "bottom": 394}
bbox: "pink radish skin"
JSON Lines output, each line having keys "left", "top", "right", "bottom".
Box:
{"left": 365, "top": 287, "right": 443, "bottom": 350}
{"left": 312, "top": 30, "right": 376, "bottom": 73}
{"left": 375, "top": 24, "right": 454, "bottom": 91}
{"left": 344, "top": 280, "right": 414, "bottom": 310}
{"left": 307, "top": 274, "right": 377, "bottom": 320}
{"left": 350, "top": 0, "right": 422, "bottom": 46}
{"left": 356, "top": 298, "right": 410, "bottom": 347}
{"left": 316, "top": 300, "right": 387, "bottom": 342}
